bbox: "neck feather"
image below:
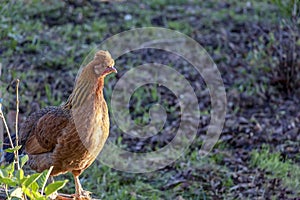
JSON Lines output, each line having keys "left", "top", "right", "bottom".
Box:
{"left": 63, "top": 67, "right": 105, "bottom": 110}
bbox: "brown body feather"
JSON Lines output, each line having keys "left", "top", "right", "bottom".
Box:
{"left": 19, "top": 50, "right": 116, "bottom": 198}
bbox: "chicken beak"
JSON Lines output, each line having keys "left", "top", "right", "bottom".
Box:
{"left": 110, "top": 66, "right": 117, "bottom": 74}
{"left": 102, "top": 66, "right": 117, "bottom": 75}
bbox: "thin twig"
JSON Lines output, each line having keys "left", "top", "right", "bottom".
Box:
{"left": 4, "top": 184, "right": 9, "bottom": 199}
{"left": 0, "top": 104, "right": 14, "bottom": 149}
{"left": 292, "top": 0, "right": 298, "bottom": 20}
{"left": 15, "top": 79, "right": 20, "bottom": 170}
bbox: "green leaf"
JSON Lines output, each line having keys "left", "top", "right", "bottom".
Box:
{"left": 31, "top": 181, "right": 39, "bottom": 193}
{"left": 36, "top": 197, "right": 47, "bottom": 200}
{"left": 10, "top": 187, "right": 23, "bottom": 198}
{"left": 45, "top": 180, "right": 68, "bottom": 197}
{"left": 0, "top": 177, "right": 18, "bottom": 186}
{"left": 5, "top": 145, "right": 22, "bottom": 153}
{"left": 4, "top": 162, "right": 15, "bottom": 175}
{"left": 22, "top": 187, "right": 36, "bottom": 200}
{"left": 15, "top": 169, "right": 24, "bottom": 181}
{"left": 23, "top": 173, "right": 43, "bottom": 188}
{"left": 20, "top": 155, "right": 29, "bottom": 168}
{"left": 38, "top": 166, "right": 53, "bottom": 194}
{"left": 0, "top": 168, "right": 9, "bottom": 177}
{"left": 45, "top": 84, "right": 52, "bottom": 102}
{"left": 22, "top": 183, "right": 43, "bottom": 199}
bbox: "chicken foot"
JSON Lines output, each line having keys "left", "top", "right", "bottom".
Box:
{"left": 72, "top": 171, "right": 91, "bottom": 200}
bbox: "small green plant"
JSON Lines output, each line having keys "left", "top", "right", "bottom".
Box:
{"left": 44, "top": 84, "right": 62, "bottom": 106}
{"left": 167, "top": 21, "right": 192, "bottom": 35}
{"left": 251, "top": 146, "right": 300, "bottom": 195}
{"left": 270, "top": 0, "right": 299, "bottom": 20}
{"left": 268, "top": 0, "right": 300, "bottom": 95}
{"left": 0, "top": 159, "right": 67, "bottom": 199}
{"left": 0, "top": 79, "right": 68, "bottom": 199}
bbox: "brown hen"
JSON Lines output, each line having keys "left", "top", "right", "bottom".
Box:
{"left": 20, "top": 50, "right": 116, "bottom": 199}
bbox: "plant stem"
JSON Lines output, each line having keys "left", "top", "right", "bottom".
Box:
{"left": 4, "top": 184, "right": 9, "bottom": 199}
{"left": 15, "top": 79, "right": 20, "bottom": 170}
{"left": 0, "top": 104, "right": 14, "bottom": 149}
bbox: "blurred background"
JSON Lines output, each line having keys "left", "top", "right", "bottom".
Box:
{"left": 0, "top": 0, "right": 300, "bottom": 199}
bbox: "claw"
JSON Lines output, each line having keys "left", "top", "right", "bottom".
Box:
{"left": 72, "top": 190, "right": 91, "bottom": 200}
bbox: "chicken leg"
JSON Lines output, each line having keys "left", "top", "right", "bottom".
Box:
{"left": 72, "top": 171, "right": 91, "bottom": 200}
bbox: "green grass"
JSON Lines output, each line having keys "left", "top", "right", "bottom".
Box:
{"left": 56, "top": 145, "right": 235, "bottom": 199}
{"left": 251, "top": 146, "right": 300, "bottom": 195}
{"left": 167, "top": 21, "right": 193, "bottom": 35}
